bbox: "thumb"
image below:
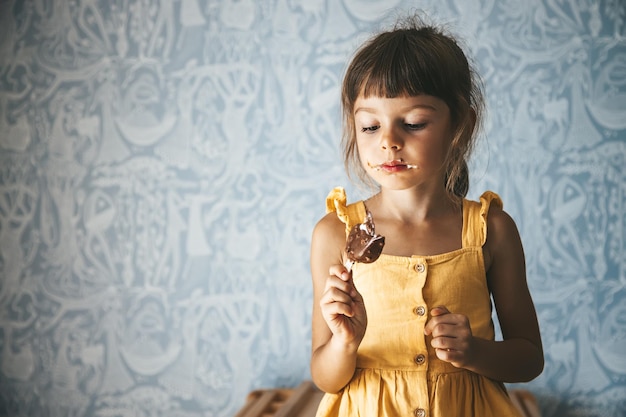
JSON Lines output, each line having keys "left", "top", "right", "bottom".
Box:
{"left": 347, "top": 276, "right": 361, "bottom": 300}
{"left": 430, "top": 305, "right": 451, "bottom": 317}
{"left": 424, "top": 306, "right": 451, "bottom": 336}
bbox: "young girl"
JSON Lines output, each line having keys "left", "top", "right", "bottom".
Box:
{"left": 310, "top": 15, "right": 544, "bottom": 417}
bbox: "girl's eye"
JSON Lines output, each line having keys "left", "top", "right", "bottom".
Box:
{"left": 405, "top": 123, "right": 426, "bottom": 130}
{"left": 361, "top": 126, "right": 380, "bottom": 133}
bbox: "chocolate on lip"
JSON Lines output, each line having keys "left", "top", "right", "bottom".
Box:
{"left": 345, "top": 211, "right": 385, "bottom": 270}
{"left": 368, "top": 160, "right": 418, "bottom": 170}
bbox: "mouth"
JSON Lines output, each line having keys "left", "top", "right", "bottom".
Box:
{"left": 368, "top": 160, "right": 418, "bottom": 172}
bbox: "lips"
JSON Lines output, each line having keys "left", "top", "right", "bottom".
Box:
{"left": 369, "top": 160, "right": 418, "bottom": 171}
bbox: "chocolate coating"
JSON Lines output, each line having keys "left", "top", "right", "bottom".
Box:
{"left": 345, "top": 212, "right": 385, "bottom": 264}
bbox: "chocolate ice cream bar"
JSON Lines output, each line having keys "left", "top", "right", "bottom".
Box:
{"left": 345, "top": 211, "right": 385, "bottom": 270}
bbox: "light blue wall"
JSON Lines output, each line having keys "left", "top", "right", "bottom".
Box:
{"left": 0, "top": 1, "right": 624, "bottom": 416}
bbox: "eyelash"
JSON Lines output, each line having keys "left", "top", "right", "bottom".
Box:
{"left": 360, "top": 123, "right": 426, "bottom": 133}
{"left": 361, "top": 126, "right": 379, "bottom": 132}
{"left": 405, "top": 123, "right": 426, "bottom": 130}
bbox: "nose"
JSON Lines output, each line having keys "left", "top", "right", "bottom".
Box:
{"left": 380, "top": 127, "right": 402, "bottom": 150}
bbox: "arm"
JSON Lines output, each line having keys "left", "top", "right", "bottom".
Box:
{"left": 310, "top": 213, "right": 367, "bottom": 393}
{"left": 424, "top": 206, "right": 544, "bottom": 383}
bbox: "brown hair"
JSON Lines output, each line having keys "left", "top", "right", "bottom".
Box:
{"left": 341, "top": 14, "right": 485, "bottom": 204}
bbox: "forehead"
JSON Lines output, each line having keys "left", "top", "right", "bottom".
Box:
{"left": 353, "top": 94, "right": 448, "bottom": 115}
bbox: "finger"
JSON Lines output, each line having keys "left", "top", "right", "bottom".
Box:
{"left": 326, "top": 300, "right": 355, "bottom": 318}
{"left": 427, "top": 322, "right": 458, "bottom": 338}
{"left": 430, "top": 305, "right": 451, "bottom": 316}
{"left": 434, "top": 346, "right": 458, "bottom": 363}
{"left": 323, "top": 275, "right": 355, "bottom": 296}
{"left": 426, "top": 314, "right": 470, "bottom": 338}
{"left": 321, "top": 297, "right": 355, "bottom": 318}
{"left": 424, "top": 310, "right": 457, "bottom": 336}
{"left": 329, "top": 264, "right": 351, "bottom": 281}
{"left": 321, "top": 286, "right": 354, "bottom": 307}
{"left": 424, "top": 312, "right": 447, "bottom": 336}
{"left": 349, "top": 283, "right": 362, "bottom": 302}
{"left": 321, "top": 288, "right": 357, "bottom": 316}
{"left": 430, "top": 334, "right": 457, "bottom": 350}
{"left": 326, "top": 269, "right": 360, "bottom": 299}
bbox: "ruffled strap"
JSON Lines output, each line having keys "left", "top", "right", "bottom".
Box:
{"left": 462, "top": 191, "right": 503, "bottom": 247}
{"left": 326, "top": 187, "right": 367, "bottom": 236}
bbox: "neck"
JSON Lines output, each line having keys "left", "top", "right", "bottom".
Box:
{"left": 368, "top": 187, "right": 459, "bottom": 223}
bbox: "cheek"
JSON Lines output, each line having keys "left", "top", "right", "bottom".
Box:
{"left": 409, "top": 140, "right": 449, "bottom": 170}
{"left": 355, "top": 137, "right": 369, "bottom": 156}
{"left": 356, "top": 145, "right": 369, "bottom": 166}
{"left": 354, "top": 143, "right": 375, "bottom": 172}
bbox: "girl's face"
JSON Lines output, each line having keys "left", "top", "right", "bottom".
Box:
{"left": 353, "top": 94, "right": 454, "bottom": 191}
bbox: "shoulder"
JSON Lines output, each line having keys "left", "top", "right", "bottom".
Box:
{"left": 471, "top": 191, "right": 523, "bottom": 272}
{"left": 312, "top": 211, "right": 346, "bottom": 250}
{"left": 311, "top": 210, "right": 347, "bottom": 261}
{"left": 471, "top": 190, "right": 518, "bottom": 244}
{"left": 483, "top": 203, "right": 524, "bottom": 274}
{"left": 486, "top": 204, "right": 520, "bottom": 243}
{"left": 312, "top": 187, "right": 365, "bottom": 267}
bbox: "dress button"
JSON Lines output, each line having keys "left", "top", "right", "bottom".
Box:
{"left": 414, "top": 354, "right": 426, "bottom": 365}
{"left": 414, "top": 408, "right": 426, "bottom": 417}
{"left": 415, "top": 263, "right": 425, "bottom": 273}
{"left": 414, "top": 306, "right": 426, "bottom": 316}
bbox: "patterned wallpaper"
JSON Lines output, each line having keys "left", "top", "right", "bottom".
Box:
{"left": 0, "top": 0, "right": 624, "bottom": 416}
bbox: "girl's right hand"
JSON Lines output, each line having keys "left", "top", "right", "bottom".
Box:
{"left": 319, "top": 264, "right": 367, "bottom": 349}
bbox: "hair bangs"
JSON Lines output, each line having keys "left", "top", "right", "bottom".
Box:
{"left": 359, "top": 31, "right": 445, "bottom": 100}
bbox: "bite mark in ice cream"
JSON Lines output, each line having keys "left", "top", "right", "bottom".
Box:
{"left": 345, "top": 211, "right": 385, "bottom": 271}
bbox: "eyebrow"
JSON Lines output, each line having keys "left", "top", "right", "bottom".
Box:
{"left": 354, "top": 103, "right": 438, "bottom": 114}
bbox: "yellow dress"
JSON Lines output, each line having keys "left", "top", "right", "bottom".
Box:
{"left": 316, "top": 187, "right": 523, "bottom": 417}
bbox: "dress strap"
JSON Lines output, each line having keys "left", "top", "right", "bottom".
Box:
{"left": 326, "top": 187, "right": 367, "bottom": 236}
{"left": 462, "top": 191, "right": 503, "bottom": 247}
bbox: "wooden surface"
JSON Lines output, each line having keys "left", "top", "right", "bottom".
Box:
{"left": 234, "top": 381, "right": 325, "bottom": 417}
{"left": 509, "top": 389, "right": 542, "bottom": 417}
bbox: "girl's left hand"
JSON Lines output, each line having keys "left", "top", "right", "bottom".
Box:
{"left": 424, "top": 306, "right": 475, "bottom": 368}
